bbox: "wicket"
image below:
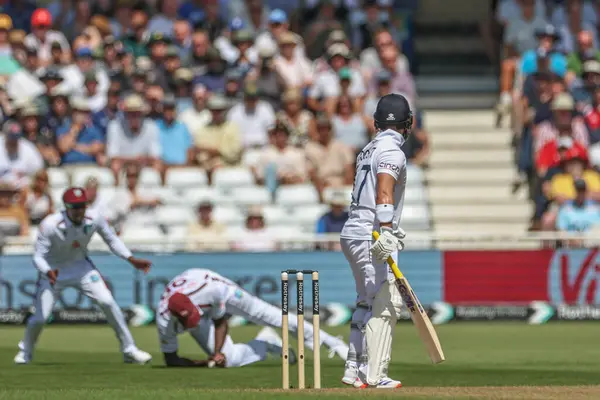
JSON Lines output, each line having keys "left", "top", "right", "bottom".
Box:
{"left": 281, "top": 270, "right": 321, "bottom": 389}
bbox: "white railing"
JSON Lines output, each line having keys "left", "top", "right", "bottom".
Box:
{"left": 0, "top": 232, "right": 598, "bottom": 254}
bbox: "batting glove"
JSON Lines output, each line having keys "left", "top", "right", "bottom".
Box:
{"left": 371, "top": 227, "right": 405, "bottom": 262}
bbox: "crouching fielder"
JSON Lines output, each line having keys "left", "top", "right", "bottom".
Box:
{"left": 340, "top": 94, "right": 412, "bottom": 389}
{"left": 14, "top": 187, "right": 153, "bottom": 365}
{"left": 157, "top": 268, "right": 348, "bottom": 367}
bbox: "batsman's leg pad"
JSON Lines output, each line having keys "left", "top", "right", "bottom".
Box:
{"left": 365, "top": 281, "right": 397, "bottom": 385}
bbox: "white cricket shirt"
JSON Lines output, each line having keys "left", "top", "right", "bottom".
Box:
{"left": 340, "top": 129, "right": 407, "bottom": 240}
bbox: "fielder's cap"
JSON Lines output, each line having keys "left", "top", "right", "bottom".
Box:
{"left": 558, "top": 136, "right": 574, "bottom": 149}
{"left": 574, "top": 178, "right": 587, "bottom": 191}
{"left": 278, "top": 31, "right": 297, "bottom": 46}
{"left": 233, "top": 29, "right": 254, "bottom": 44}
{"left": 70, "top": 97, "right": 91, "bottom": 111}
{"left": 535, "top": 23, "right": 560, "bottom": 40}
{"left": 338, "top": 67, "right": 352, "bottom": 80}
{"left": 0, "top": 14, "right": 12, "bottom": 30}
{"left": 123, "top": 94, "right": 147, "bottom": 112}
{"left": 583, "top": 60, "right": 600, "bottom": 75}
{"left": 3, "top": 120, "right": 22, "bottom": 136}
{"left": 269, "top": 9, "right": 288, "bottom": 24}
{"left": 207, "top": 94, "right": 228, "bottom": 110}
{"left": 168, "top": 292, "right": 201, "bottom": 329}
{"left": 229, "top": 17, "right": 245, "bottom": 31}
{"left": 63, "top": 187, "right": 88, "bottom": 207}
{"left": 76, "top": 47, "right": 93, "bottom": 58}
{"left": 551, "top": 93, "right": 574, "bottom": 111}
{"left": 162, "top": 93, "right": 177, "bottom": 107}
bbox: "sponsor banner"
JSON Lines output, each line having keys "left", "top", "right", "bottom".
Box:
{"left": 0, "top": 251, "right": 443, "bottom": 310}
{"left": 444, "top": 248, "right": 600, "bottom": 305}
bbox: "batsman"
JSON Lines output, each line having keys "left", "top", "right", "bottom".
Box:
{"left": 339, "top": 93, "right": 411, "bottom": 389}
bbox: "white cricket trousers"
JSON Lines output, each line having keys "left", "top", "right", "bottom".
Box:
{"left": 340, "top": 238, "right": 398, "bottom": 365}
{"left": 188, "top": 320, "right": 268, "bottom": 368}
{"left": 225, "top": 289, "right": 340, "bottom": 350}
{"left": 18, "top": 261, "right": 137, "bottom": 355}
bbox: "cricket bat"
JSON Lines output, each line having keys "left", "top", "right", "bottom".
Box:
{"left": 372, "top": 231, "right": 445, "bottom": 364}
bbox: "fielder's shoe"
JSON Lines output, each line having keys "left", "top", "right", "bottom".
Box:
{"left": 14, "top": 351, "right": 31, "bottom": 365}
{"left": 123, "top": 348, "right": 152, "bottom": 364}
{"left": 256, "top": 327, "right": 297, "bottom": 365}
{"left": 327, "top": 337, "right": 349, "bottom": 361}
{"left": 370, "top": 377, "right": 402, "bottom": 389}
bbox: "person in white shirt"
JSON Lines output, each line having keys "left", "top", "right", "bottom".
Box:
{"left": 14, "top": 187, "right": 153, "bottom": 365}
{"left": 157, "top": 268, "right": 348, "bottom": 367}
{"left": 0, "top": 121, "right": 44, "bottom": 189}
{"left": 24, "top": 8, "right": 70, "bottom": 67}
{"left": 178, "top": 84, "right": 212, "bottom": 135}
{"left": 340, "top": 94, "right": 410, "bottom": 389}
{"left": 273, "top": 32, "right": 313, "bottom": 91}
{"left": 226, "top": 83, "right": 275, "bottom": 148}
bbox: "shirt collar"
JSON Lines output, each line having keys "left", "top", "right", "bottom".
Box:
{"left": 375, "top": 128, "right": 406, "bottom": 148}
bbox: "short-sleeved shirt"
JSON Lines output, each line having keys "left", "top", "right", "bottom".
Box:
{"left": 504, "top": 16, "right": 547, "bottom": 55}
{"left": 106, "top": 118, "right": 161, "bottom": 159}
{"left": 192, "top": 122, "right": 242, "bottom": 168}
{"left": 226, "top": 101, "right": 275, "bottom": 148}
{"left": 557, "top": 200, "right": 600, "bottom": 232}
{"left": 0, "top": 136, "right": 44, "bottom": 187}
{"left": 340, "top": 129, "right": 407, "bottom": 240}
{"left": 24, "top": 31, "right": 70, "bottom": 64}
{"left": 255, "top": 145, "right": 308, "bottom": 181}
{"left": 156, "top": 120, "right": 193, "bottom": 165}
{"left": 156, "top": 268, "right": 238, "bottom": 353}
{"left": 551, "top": 170, "right": 600, "bottom": 199}
{"left": 56, "top": 121, "right": 104, "bottom": 164}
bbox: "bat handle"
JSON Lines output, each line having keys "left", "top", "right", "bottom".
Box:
{"left": 371, "top": 231, "right": 404, "bottom": 279}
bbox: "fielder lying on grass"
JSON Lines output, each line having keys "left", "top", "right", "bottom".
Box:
{"left": 157, "top": 268, "right": 348, "bottom": 367}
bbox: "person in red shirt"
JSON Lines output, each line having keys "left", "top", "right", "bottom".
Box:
{"left": 536, "top": 135, "right": 588, "bottom": 176}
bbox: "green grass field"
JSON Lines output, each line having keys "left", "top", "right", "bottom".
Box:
{"left": 0, "top": 323, "right": 599, "bottom": 399}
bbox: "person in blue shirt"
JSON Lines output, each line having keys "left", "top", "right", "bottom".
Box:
{"left": 520, "top": 24, "right": 567, "bottom": 78}
{"left": 92, "top": 81, "right": 122, "bottom": 137}
{"left": 156, "top": 94, "right": 193, "bottom": 175}
{"left": 557, "top": 179, "right": 600, "bottom": 233}
{"left": 316, "top": 190, "right": 349, "bottom": 234}
{"left": 56, "top": 97, "right": 105, "bottom": 165}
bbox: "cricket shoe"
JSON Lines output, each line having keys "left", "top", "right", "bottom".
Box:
{"left": 123, "top": 348, "right": 152, "bottom": 364}
{"left": 14, "top": 351, "right": 31, "bottom": 365}
{"left": 370, "top": 377, "right": 402, "bottom": 389}
{"left": 341, "top": 363, "right": 366, "bottom": 387}
{"left": 328, "top": 336, "right": 349, "bottom": 361}
{"left": 256, "top": 327, "right": 297, "bottom": 365}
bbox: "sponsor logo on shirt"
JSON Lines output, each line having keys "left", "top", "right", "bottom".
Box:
{"left": 378, "top": 162, "right": 400, "bottom": 174}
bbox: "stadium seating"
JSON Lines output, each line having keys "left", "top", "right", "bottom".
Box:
{"left": 165, "top": 167, "right": 208, "bottom": 188}
{"left": 47, "top": 168, "right": 70, "bottom": 188}
{"left": 276, "top": 184, "right": 320, "bottom": 206}
{"left": 213, "top": 167, "right": 254, "bottom": 188}
{"left": 72, "top": 167, "right": 115, "bottom": 187}
{"left": 137, "top": 168, "right": 162, "bottom": 187}
{"left": 227, "top": 186, "right": 271, "bottom": 206}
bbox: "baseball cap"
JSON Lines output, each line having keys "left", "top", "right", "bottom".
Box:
{"left": 0, "top": 14, "right": 12, "bottom": 30}
{"left": 123, "top": 94, "right": 147, "bottom": 112}
{"left": 278, "top": 31, "right": 297, "bottom": 46}
{"left": 535, "top": 23, "right": 560, "bottom": 40}
{"left": 376, "top": 69, "right": 392, "bottom": 83}
{"left": 76, "top": 47, "right": 93, "bottom": 58}
{"left": 269, "top": 9, "right": 288, "bottom": 24}
{"left": 229, "top": 17, "right": 245, "bottom": 31}
{"left": 551, "top": 93, "right": 575, "bottom": 111}
{"left": 63, "top": 187, "right": 88, "bottom": 208}
{"left": 70, "top": 97, "right": 91, "bottom": 111}
{"left": 31, "top": 8, "right": 52, "bottom": 28}
{"left": 329, "top": 190, "right": 348, "bottom": 207}
{"left": 207, "top": 94, "right": 229, "bottom": 110}
{"left": 232, "top": 29, "right": 254, "bottom": 44}
{"left": 327, "top": 43, "right": 351, "bottom": 59}
{"left": 162, "top": 93, "right": 177, "bottom": 108}
{"left": 41, "top": 67, "right": 63, "bottom": 82}
{"left": 583, "top": 60, "right": 600, "bottom": 75}
{"left": 168, "top": 292, "right": 201, "bottom": 329}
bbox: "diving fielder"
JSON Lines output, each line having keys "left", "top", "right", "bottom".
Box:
{"left": 14, "top": 187, "right": 153, "bottom": 365}
{"left": 156, "top": 268, "right": 348, "bottom": 367}
{"left": 340, "top": 94, "right": 411, "bottom": 389}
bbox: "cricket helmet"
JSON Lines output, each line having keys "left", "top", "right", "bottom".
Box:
{"left": 373, "top": 93, "right": 413, "bottom": 133}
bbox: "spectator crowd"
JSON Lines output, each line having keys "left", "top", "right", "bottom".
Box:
{"left": 487, "top": 0, "right": 600, "bottom": 241}
{"left": 0, "top": 0, "right": 427, "bottom": 251}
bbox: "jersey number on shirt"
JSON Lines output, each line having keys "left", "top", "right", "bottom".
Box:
{"left": 351, "top": 165, "right": 371, "bottom": 205}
